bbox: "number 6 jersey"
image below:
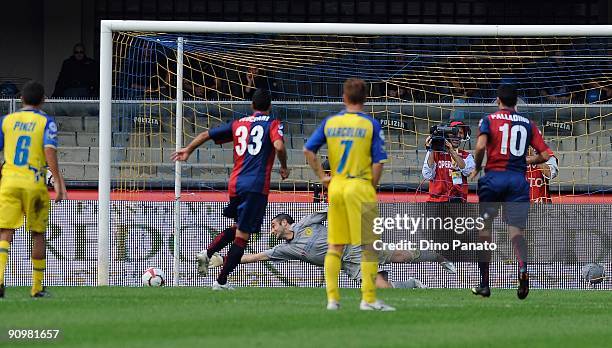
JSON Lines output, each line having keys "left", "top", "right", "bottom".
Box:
{"left": 208, "top": 112, "right": 284, "bottom": 197}
{"left": 0, "top": 108, "right": 58, "bottom": 187}
{"left": 478, "top": 108, "right": 549, "bottom": 174}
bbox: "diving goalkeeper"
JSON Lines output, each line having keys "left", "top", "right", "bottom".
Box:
{"left": 205, "top": 210, "right": 457, "bottom": 288}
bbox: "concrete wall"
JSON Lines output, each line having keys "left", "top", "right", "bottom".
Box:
{"left": 0, "top": 0, "right": 44, "bottom": 88}
{"left": 0, "top": 0, "right": 94, "bottom": 95}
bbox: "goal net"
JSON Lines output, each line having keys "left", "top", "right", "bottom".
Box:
{"left": 111, "top": 31, "right": 611, "bottom": 196}
{"left": 94, "top": 22, "right": 611, "bottom": 288}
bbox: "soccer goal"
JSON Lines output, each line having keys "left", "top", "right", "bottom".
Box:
{"left": 98, "top": 21, "right": 612, "bottom": 287}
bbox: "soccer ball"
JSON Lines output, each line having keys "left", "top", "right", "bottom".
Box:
{"left": 581, "top": 263, "right": 605, "bottom": 285}
{"left": 142, "top": 267, "right": 166, "bottom": 287}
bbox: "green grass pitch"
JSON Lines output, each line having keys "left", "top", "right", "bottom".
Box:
{"left": 2, "top": 287, "right": 611, "bottom": 347}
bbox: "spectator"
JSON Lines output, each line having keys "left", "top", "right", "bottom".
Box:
{"left": 538, "top": 51, "right": 575, "bottom": 103}
{"left": 0, "top": 81, "right": 18, "bottom": 98}
{"left": 583, "top": 81, "right": 612, "bottom": 103}
{"left": 243, "top": 66, "right": 271, "bottom": 99}
{"left": 386, "top": 82, "right": 409, "bottom": 100}
{"left": 183, "top": 54, "right": 221, "bottom": 100}
{"left": 52, "top": 43, "right": 97, "bottom": 98}
{"left": 119, "top": 42, "right": 171, "bottom": 99}
{"left": 422, "top": 121, "right": 475, "bottom": 203}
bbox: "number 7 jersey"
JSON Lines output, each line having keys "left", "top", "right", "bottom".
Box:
{"left": 208, "top": 112, "right": 284, "bottom": 197}
{"left": 479, "top": 108, "right": 549, "bottom": 174}
{"left": 0, "top": 109, "right": 58, "bottom": 187}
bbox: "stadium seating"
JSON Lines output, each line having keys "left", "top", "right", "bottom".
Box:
{"left": 41, "top": 106, "right": 610, "bottom": 191}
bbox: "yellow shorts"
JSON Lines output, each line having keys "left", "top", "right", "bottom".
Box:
{"left": 327, "top": 178, "right": 377, "bottom": 245}
{"left": 0, "top": 184, "right": 50, "bottom": 232}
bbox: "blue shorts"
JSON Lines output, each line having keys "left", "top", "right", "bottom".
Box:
{"left": 478, "top": 171, "right": 530, "bottom": 228}
{"left": 223, "top": 192, "right": 268, "bottom": 234}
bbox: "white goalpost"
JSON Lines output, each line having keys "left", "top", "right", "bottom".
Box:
{"left": 97, "top": 20, "right": 612, "bottom": 286}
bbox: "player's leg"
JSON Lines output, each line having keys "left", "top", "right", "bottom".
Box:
{"left": 30, "top": 232, "right": 48, "bottom": 297}
{"left": 325, "top": 180, "right": 350, "bottom": 309}
{"left": 325, "top": 243, "right": 345, "bottom": 309}
{"left": 206, "top": 225, "right": 237, "bottom": 258}
{"left": 505, "top": 175, "right": 531, "bottom": 300}
{"left": 0, "top": 229, "right": 14, "bottom": 298}
{"left": 197, "top": 198, "right": 240, "bottom": 276}
{"left": 213, "top": 229, "right": 249, "bottom": 290}
{"left": 0, "top": 186, "right": 27, "bottom": 297}
{"left": 346, "top": 181, "right": 395, "bottom": 311}
{"left": 473, "top": 173, "right": 500, "bottom": 297}
{"left": 25, "top": 188, "right": 51, "bottom": 297}
{"left": 214, "top": 193, "right": 267, "bottom": 289}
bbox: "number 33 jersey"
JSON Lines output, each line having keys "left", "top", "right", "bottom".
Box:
{"left": 209, "top": 112, "right": 284, "bottom": 197}
{"left": 0, "top": 109, "right": 58, "bottom": 187}
{"left": 478, "top": 108, "right": 549, "bottom": 174}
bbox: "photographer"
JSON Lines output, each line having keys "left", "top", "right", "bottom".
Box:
{"left": 526, "top": 147, "right": 558, "bottom": 203}
{"left": 422, "top": 121, "right": 475, "bottom": 202}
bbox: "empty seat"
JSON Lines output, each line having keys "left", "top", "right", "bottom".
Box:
{"left": 290, "top": 136, "right": 305, "bottom": 150}
{"left": 60, "top": 163, "right": 85, "bottom": 180}
{"left": 77, "top": 133, "right": 99, "bottom": 147}
{"left": 58, "top": 132, "right": 77, "bottom": 147}
{"left": 88, "top": 147, "right": 126, "bottom": 162}
{"left": 547, "top": 137, "right": 575, "bottom": 152}
{"left": 597, "top": 136, "right": 611, "bottom": 151}
{"left": 112, "top": 133, "right": 131, "bottom": 147}
{"left": 83, "top": 116, "right": 99, "bottom": 132}
{"left": 125, "top": 148, "right": 163, "bottom": 163}
{"left": 83, "top": 164, "right": 99, "bottom": 180}
{"left": 55, "top": 116, "right": 82, "bottom": 132}
{"left": 58, "top": 147, "right": 89, "bottom": 163}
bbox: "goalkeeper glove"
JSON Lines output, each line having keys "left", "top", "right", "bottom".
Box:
{"left": 209, "top": 253, "right": 224, "bottom": 268}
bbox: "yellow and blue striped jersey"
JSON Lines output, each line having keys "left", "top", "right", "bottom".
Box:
{"left": 0, "top": 108, "right": 58, "bottom": 187}
{"left": 305, "top": 110, "right": 386, "bottom": 181}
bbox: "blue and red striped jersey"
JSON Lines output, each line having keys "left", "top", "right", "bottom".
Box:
{"left": 209, "top": 112, "right": 284, "bottom": 196}
{"left": 479, "top": 108, "right": 549, "bottom": 174}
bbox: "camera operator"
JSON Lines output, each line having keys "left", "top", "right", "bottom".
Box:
{"left": 422, "top": 121, "right": 475, "bottom": 202}
{"left": 526, "top": 147, "right": 558, "bottom": 203}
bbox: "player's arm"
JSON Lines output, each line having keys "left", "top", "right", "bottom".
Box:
{"left": 171, "top": 122, "right": 232, "bottom": 161}
{"left": 526, "top": 122, "right": 551, "bottom": 165}
{"left": 241, "top": 252, "right": 271, "bottom": 264}
{"left": 372, "top": 163, "right": 384, "bottom": 187}
{"left": 45, "top": 147, "right": 67, "bottom": 202}
{"left": 270, "top": 120, "right": 289, "bottom": 179}
{"left": 274, "top": 140, "right": 289, "bottom": 176}
{"left": 470, "top": 116, "right": 490, "bottom": 179}
{"left": 470, "top": 133, "right": 487, "bottom": 179}
{"left": 304, "top": 120, "right": 329, "bottom": 186}
{"left": 43, "top": 119, "right": 67, "bottom": 202}
{"left": 371, "top": 119, "right": 387, "bottom": 187}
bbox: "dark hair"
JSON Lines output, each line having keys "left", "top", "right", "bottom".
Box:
{"left": 343, "top": 78, "right": 367, "bottom": 104}
{"left": 378, "top": 270, "right": 389, "bottom": 282}
{"left": 252, "top": 88, "right": 271, "bottom": 111}
{"left": 273, "top": 213, "right": 294, "bottom": 225}
{"left": 21, "top": 81, "right": 45, "bottom": 106}
{"left": 497, "top": 84, "right": 518, "bottom": 107}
